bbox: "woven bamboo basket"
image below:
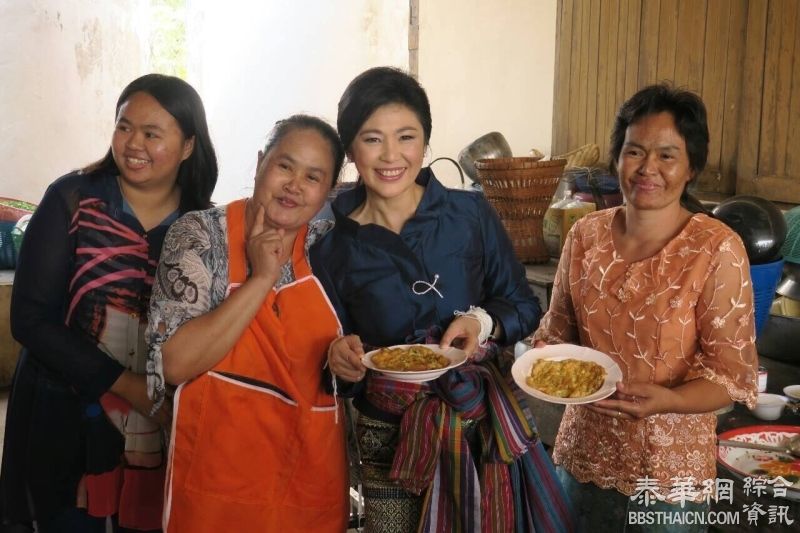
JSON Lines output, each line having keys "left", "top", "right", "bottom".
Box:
{"left": 553, "top": 143, "right": 600, "bottom": 169}
{"left": 475, "top": 157, "right": 567, "bottom": 263}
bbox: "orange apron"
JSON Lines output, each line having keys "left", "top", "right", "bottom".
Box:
{"left": 164, "top": 199, "right": 348, "bottom": 532}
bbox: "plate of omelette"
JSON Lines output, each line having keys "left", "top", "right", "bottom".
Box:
{"left": 362, "top": 344, "right": 468, "bottom": 383}
{"left": 511, "top": 344, "right": 623, "bottom": 404}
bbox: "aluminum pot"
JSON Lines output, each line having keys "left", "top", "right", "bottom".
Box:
{"left": 458, "top": 132, "right": 513, "bottom": 184}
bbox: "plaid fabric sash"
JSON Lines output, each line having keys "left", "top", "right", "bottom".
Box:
{"left": 367, "top": 360, "right": 574, "bottom": 532}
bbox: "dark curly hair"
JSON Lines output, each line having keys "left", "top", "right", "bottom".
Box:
{"left": 609, "top": 83, "right": 709, "bottom": 209}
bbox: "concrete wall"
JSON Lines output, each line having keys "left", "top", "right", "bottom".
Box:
{"left": 0, "top": 0, "right": 407, "bottom": 205}
{"left": 418, "top": 0, "right": 557, "bottom": 187}
{"left": 0, "top": 0, "right": 150, "bottom": 203}
{"left": 189, "top": 0, "right": 409, "bottom": 202}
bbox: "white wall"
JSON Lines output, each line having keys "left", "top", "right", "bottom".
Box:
{"left": 418, "top": 0, "right": 557, "bottom": 187}
{"left": 188, "top": 0, "right": 409, "bottom": 202}
{"left": 1, "top": 0, "right": 559, "bottom": 203}
{"left": 0, "top": 0, "right": 151, "bottom": 203}
{"left": 0, "top": 0, "right": 408, "bottom": 205}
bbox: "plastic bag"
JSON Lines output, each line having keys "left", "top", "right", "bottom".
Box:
{"left": 543, "top": 191, "right": 595, "bottom": 258}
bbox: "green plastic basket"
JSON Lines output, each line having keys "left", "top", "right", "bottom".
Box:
{"left": 781, "top": 206, "right": 800, "bottom": 264}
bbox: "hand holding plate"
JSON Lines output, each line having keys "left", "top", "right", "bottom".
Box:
{"left": 440, "top": 315, "right": 481, "bottom": 358}
{"left": 328, "top": 334, "right": 366, "bottom": 383}
{"left": 590, "top": 381, "right": 678, "bottom": 419}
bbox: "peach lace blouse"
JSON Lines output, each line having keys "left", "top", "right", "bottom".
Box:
{"left": 531, "top": 207, "right": 758, "bottom": 497}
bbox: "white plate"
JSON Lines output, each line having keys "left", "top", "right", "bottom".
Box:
{"left": 362, "top": 344, "right": 468, "bottom": 383}
{"left": 511, "top": 344, "right": 623, "bottom": 405}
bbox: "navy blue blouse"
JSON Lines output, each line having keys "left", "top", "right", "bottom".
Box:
{"left": 310, "top": 168, "right": 540, "bottom": 349}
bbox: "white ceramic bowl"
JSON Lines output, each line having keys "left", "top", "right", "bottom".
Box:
{"left": 749, "top": 393, "right": 787, "bottom": 420}
{"left": 783, "top": 384, "right": 800, "bottom": 401}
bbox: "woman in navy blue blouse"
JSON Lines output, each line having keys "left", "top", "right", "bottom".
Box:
{"left": 1, "top": 74, "right": 217, "bottom": 532}
{"left": 311, "top": 67, "right": 572, "bottom": 533}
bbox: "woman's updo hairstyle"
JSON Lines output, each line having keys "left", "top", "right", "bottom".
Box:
{"left": 337, "top": 67, "right": 432, "bottom": 152}
{"left": 262, "top": 114, "right": 344, "bottom": 186}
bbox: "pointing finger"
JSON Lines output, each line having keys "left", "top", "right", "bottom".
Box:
{"left": 252, "top": 204, "right": 265, "bottom": 236}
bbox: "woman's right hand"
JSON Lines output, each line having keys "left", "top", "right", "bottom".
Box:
{"left": 247, "top": 204, "right": 284, "bottom": 287}
{"left": 110, "top": 370, "right": 172, "bottom": 427}
{"left": 328, "top": 335, "right": 367, "bottom": 383}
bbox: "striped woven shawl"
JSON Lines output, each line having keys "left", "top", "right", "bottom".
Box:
{"left": 366, "top": 360, "right": 574, "bottom": 532}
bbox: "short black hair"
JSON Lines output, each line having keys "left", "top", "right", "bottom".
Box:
{"left": 609, "top": 83, "right": 709, "bottom": 177}
{"left": 85, "top": 74, "right": 218, "bottom": 211}
{"left": 337, "top": 67, "right": 432, "bottom": 152}
{"left": 263, "top": 115, "right": 344, "bottom": 186}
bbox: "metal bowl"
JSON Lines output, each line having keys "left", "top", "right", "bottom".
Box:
{"left": 458, "top": 132, "right": 513, "bottom": 184}
{"left": 777, "top": 261, "right": 800, "bottom": 300}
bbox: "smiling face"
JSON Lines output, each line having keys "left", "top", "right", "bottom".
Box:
{"left": 251, "top": 127, "right": 335, "bottom": 232}
{"left": 349, "top": 103, "right": 426, "bottom": 201}
{"left": 111, "top": 91, "right": 194, "bottom": 191}
{"left": 616, "top": 111, "right": 693, "bottom": 212}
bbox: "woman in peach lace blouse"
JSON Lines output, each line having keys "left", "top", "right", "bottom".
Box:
{"left": 530, "top": 84, "right": 758, "bottom": 531}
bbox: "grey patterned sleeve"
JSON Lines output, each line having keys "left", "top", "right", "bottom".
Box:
{"left": 146, "top": 208, "right": 228, "bottom": 404}
{"left": 306, "top": 218, "right": 335, "bottom": 256}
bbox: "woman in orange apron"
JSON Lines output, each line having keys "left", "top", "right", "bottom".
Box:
{"left": 145, "top": 115, "right": 348, "bottom": 532}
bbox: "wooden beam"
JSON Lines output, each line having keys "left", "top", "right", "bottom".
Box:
{"left": 736, "top": 0, "right": 769, "bottom": 195}
{"left": 719, "top": 0, "right": 748, "bottom": 195}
